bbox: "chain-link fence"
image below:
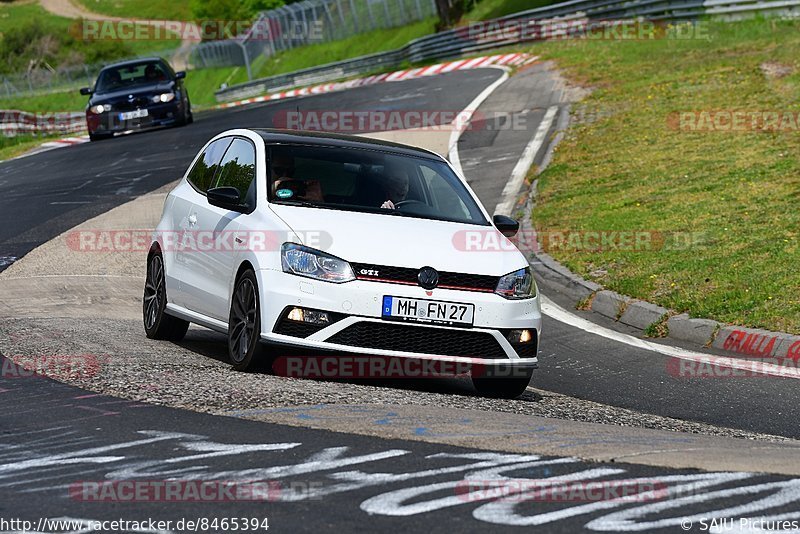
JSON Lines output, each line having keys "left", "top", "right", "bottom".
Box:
{"left": 192, "top": 0, "right": 437, "bottom": 74}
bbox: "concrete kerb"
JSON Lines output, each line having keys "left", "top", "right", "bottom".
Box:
{"left": 521, "top": 97, "right": 800, "bottom": 360}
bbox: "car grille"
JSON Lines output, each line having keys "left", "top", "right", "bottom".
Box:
{"left": 273, "top": 319, "right": 323, "bottom": 338}
{"left": 326, "top": 321, "right": 509, "bottom": 359}
{"left": 351, "top": 263, "right": 499, "bottom": 293}
{"left": 114, "top": 96, "right": 153, "bottom": 111}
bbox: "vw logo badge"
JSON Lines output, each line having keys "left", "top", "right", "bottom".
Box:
{"left": 417, "top": 266, "right": 439, "bottom": 290}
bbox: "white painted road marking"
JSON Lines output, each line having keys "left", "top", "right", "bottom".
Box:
{"left": 494, "top": 105, "right": 559, "bottom": 216}
{"left": 447, "top": 67, "right": 511, "bottom": 179}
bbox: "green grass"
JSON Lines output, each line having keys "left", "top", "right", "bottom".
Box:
{"left": 0, "top": 133, "right": 66, "bottom": 161}
{"left": 250, "top": 18, "right": 438, "bottom": 80}
{"left": 184, "top": 66, "right": 249, "bottom": 107}
{"left": 463, "top": 0, "right": 558, "bottom": 21}
{"left": 0, "top": 91, "right": 88, "bottom": 112}
{"left": 530, "top": 18, "right": 800, "bottom": 333}
{"left": 0, "top": 1, "right": 72, "bottom": 34}
{"left": 74, "top": 0, "right": 191, "bottom": 21}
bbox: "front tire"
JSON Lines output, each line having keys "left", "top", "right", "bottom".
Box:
{"left": 472, "top": 366, "right": 534, "bottom": 399}
{"left": 228, "top": 269, "right": 266, "bottom": 371}
{"left": 143, "top": 250, "right": 189, "bottom": 341}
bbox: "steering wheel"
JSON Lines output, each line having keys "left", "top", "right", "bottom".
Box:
{"left": 393, "top": 199, "right": 426, "bottom": 209}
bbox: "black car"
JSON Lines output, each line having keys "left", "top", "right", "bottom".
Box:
{"left": 80, "top": 57, "right": 193, "bottom": 141}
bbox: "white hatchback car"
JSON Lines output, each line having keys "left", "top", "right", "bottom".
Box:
{"left": 144, "top": 129, "right": 541, "bottom": 397}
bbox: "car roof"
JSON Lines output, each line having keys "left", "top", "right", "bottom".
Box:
{"left": 251, "top": 128, "right": 444, "bottom": 161}
{"left": 100, "top": 57, "right": 168, "bottom": 70}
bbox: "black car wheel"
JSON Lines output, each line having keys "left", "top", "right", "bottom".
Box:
{"left": 143, "top": 249, "right": 189, "bottom": 341}
{"left": 186, "top": 97, "right": 194, "bottom": 124}
{"left": 89, "top": 132, "right": 112, "bottom": 142}
{"left": 228, "top": 269, "right": 267, "bottom": 371}
{"left": 471, "top": 366, "right": 534, "bottom": 399}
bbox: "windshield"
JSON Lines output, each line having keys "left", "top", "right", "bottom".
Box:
{"left": 267, "top": 145, "right": 489, "bottom": 225}
{"left": 95, "top": 61, "right": 171, "bottom": 93}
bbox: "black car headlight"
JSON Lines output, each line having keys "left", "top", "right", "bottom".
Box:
{"left": 495, "top": 267, "right": 537, "bottom": 299}
{"left": 281, "top": 243, "right": 354, "bottom": 283}
{"left": 89, "top": 104, "right": 109, "bottom": 114}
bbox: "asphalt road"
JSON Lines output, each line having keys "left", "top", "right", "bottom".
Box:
{"left": 0, "top": 68, "right": 504, "bottom": 272}
{"left": 2, "top": 353, "right": 798, "bottom": 534}
{"left": 1, "top": 67, "right": 798, "bottom": 438}
{"left": 1, "top": 66, "right": 799, "bottom": 532}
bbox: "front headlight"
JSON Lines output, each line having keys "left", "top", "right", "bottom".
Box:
{"left": 495, "top": 267, "right": 537, "bottom": 299}
{"left": 153, "top": 92, "right": 175, "bottom": 103}
{"left": 281, "top": 243, "right": 354, "bottom": 283}
{"left": 89, "top": 104, "right": 108, "bottom": 114}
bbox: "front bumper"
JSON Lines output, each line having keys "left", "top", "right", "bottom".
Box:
{"left": 87, "top": 101, "right": 182, "bottom": 134}
{"left": 257, "top": 269, "right": 541, "bottom": 367}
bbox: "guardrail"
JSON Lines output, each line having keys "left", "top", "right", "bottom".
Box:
{"left": 214, "top": 0, "right": 800, "bottom": 102}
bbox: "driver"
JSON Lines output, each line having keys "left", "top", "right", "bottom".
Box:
{"left": 380, "top": 172, "right": 409, "bottom": 209}
{"left": 144, "top": 64, "right": 162, "bottom": 81}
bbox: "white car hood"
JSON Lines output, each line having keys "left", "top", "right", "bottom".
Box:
{"left": 269, "top": 204, "right": 527, "bottom": 277}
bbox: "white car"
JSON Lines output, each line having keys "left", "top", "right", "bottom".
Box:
{"left": 144, "top": 129, "right": 541, "bottom": 397}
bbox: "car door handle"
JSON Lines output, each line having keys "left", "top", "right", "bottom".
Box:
{"left": 188, "top": 214, "right": 197, "bottom": 226}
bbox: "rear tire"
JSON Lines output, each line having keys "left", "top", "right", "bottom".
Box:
{"left": 143, "top": 249, "right": 189, "bottom": 341}
{"left": 228, "top": 269, "right": 266, "bottom": 371}
{"left": 89, "top": 132, "right": 111, "bottom": 142}
{"left": 472, "top": 366, "right": 534, "bottom": 399}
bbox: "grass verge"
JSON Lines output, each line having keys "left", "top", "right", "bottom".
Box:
{"left": 73, "top": 0, "right": 191, "bottom": 21}
{"left": 0, "top": 133, "right": 66, "bottom": 161}
{"left": 530, "top": 18, "right": 800, "bottom": 333}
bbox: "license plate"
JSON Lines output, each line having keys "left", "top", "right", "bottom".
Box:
{"left": 119, "top": 109, "right": 148, "bottom": 120}
{"left": 382, "top": 296, "right": 474, "bottom": 326}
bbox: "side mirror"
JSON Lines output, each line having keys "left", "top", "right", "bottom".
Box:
{"left": 493, "top": 214, "right": 519, "bottom": 238}
{"left": 175, "top": 71, "right": 186, "bottom": 80}
{"left": 207, "top": 187, "right": 245, "bottom": 212}
{"left": 80, "top": 87, "right": 93, "bottom": 95}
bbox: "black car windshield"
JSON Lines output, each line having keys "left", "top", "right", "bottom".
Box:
{"left": 268, "top": 145, "right": 489, "bottom": 225}
{"left": 95, "top": 61, "right": 170, "bottom": 93}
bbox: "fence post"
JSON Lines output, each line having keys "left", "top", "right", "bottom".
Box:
{"left": 383, "top": 0, "right": 391, "bottom": 26}
{"left": 238, "top": 40, "right": 253, "bottom": 81}
{"left": 348, "top": 0, "right": 360, "bottom": 32}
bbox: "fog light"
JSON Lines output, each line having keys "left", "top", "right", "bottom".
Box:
{"left": 287, "top": 307, "right": 331, "bottom": 325}
{"left": 304, "top": 310, "right": 330, "bottom": 325}
{"left": 508, "top": 329, "right": 533, "bottom": 343}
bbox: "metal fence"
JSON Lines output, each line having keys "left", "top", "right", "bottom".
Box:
{"left": 214, "top": 0, "right": 800, "bottom": 101}
{"left": 192, "top": 0, "right": 438, "bottom": 73}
